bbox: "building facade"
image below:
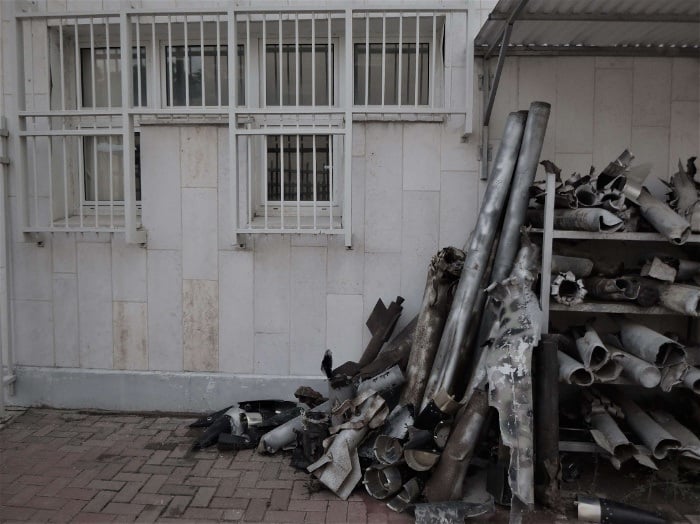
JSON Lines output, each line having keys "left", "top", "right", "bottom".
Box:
{"left": 0, "top": 0, "right": 698, "bottom": 412}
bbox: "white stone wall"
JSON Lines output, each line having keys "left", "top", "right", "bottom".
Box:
{"left": 2, "top": 0, "right": 700, "bottom": 409}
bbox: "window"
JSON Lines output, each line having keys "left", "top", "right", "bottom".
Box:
{"left": 83, "top": 134, "right": 141, "bottom": 205}
{"left": 265, "top": 44, "right": 334, "bottom": 106}
{"left": 164, "top": 45, "right": 245, "bottom": 106}
{"left": 354, "top": 43, "right": 430, "bottom": 105}
{"left": 81, "top": 47, "right": 147, "bottom": 107}
{"left": 267, "top": 135, "right": 331, "bottom": 202}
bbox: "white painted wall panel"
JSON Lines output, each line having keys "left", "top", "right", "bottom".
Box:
{"left": 632, "top": 58, "right": 672, "bottom": 128}
{"left": 52, "top": 234, "right": 76, "bottom": 274}
{"left": 441, "top": 115, "right": 480, "bottom": 172}
{"left": 362, "top": 251, "right": 401, "bottom": 347}
{"left": 671, "top": 58, "right": 700, "bottom": 102}
{"left": 111, "top": 235, "right": 147, "bottom": 302}
{"left": 290, "top": 246, "right": 327, "bottom": 376}
{"left": 326, "top": 293, "right": 364, "bottom": 366}
{"left": 77, "top": 242, "right": 113, "bottom": 369}
{"left": 181, "top": 126, "right": 218, "bottom": 189}
{"left": 254, "top": 332, "right": 290, "bottom": 375}
{"left": 593, "top": 68, "right": 633, "bottom": 170}
{"left": 400, "top": 191, "right": 440, "bottom": 322}
{"left": 147, "top": 249, "right": 183, "bottom": 371}
{"left": 53, "top": 274, "right": 79, "bottom": 367}
{"left": 113, "top": 301, "right": 148, "bottom": 370}
{"left": 182, "top": 188, "right": 218, "bottom": 280}
{"left": 669, "top": 100, "right": 700, "bottom": 176}
{"left": 14, "top": 299, "right": 53, "bottom": 366}
{"left": 403, "top": 124, "right": 441, "bottom": 191}
{"left": 13, "top": 241, "right": 52, "bottom": 301}
{"left": 141, "top": 127, "right": 182, "bottom": 250}
{"left": 219, "top": 250, "right": 255, "bottom": 373}
{"left": 364, "top": 123, "right": 403, "bottom": 253}
{"left": 631, "top": 126, "right": 670, "bottom": 179}
{"left": 254, "top": 235, "right": 290, "bottom": 334}
{"left": 555, "top": 58, "right": 594, "bottom": 154}
{"left": 439, "top": 170, "right": 478, "bottom": 249}
{"left": 183, "top": 279, "right": 219, "bottom": 372}
{"left": 217, "top": 127, "right": 237, "bottom": 250}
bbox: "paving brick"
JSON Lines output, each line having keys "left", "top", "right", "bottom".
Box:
{"left": 94, "top": 462, "right": 124, "bottom": 480}
{"left": 167, "top": 466, "right": 192, "bottom": 483}
{"left": 348, "top": 501, "right": 368, "bottom": 523}
{"left": 208, "top": 468, "right": 243, "bottom": 478}
{"left": 239, "top": 470, "right": 260, "bottom": 488}
{"left": 111, "top": 480, "right": 144, "bottom": 503}
{"left": 183, "top": 506, "right": 225, "bottom": 520}
{"left": 145, "top": 449, "right": 170, "bottom": 466}
{"left": 327, "top": 500, "right": 349, "bottom": 523}
{"left": 159, "top": 483, "right": 198, "bottom": 496}
{"left": 257, "top": 479, "right": 296, "bottom": 489}
{"left": 135, "top": 504, "right": 164, "bottom": 522}
{"left": 265, "top": 510, "right": 306, "bottom": 522}
{"left": 184, "top": 476, "right": 220, "bottom": 487}
{"left": 18, "top": 475, "right": 52, "bottom": 486}
{"left": 191, "top": 486, "right": 217, "bottom": 507}
{"left": 304, "top": 511, "right": 328, "bottom": 523}
{"left": 190, "top": 459, "right": 214, "bottom": 477}
{"left": 72, "top": 512, "right": 117, "bottom": 522}
{"left": 87, "top": 479, "right": 125, "bottom": 491}
{"left": 131, "top": 493, "right": 173, "bottom": 506}
{"left": 209, "top": 497, "right": 250, "bottom": 510}
{"left": 68, "top": 468, "right": 102, "bottom": 488}
{"left": 234, "top": 487, "right": 273, "bottom": 499}
{"left": 56, "top": 487, "right": 98, "bottom": 500}
{"left": 4, "top": 485, "right": 41, "bottom": 506}
{"left": 140, "top": 473, "right": 168, "bottom": 493}
{"left": 163, "top": 495, "right": 192, "bottom": 518}
{"left": 291, "top": 480, "right": 312, "bottom": 500}
{"left": 289, "top": 500, "right": 328, "bottom": 512}
{"left": 245, "top": 498, "right": 270, "bottom": 522}
{"left": 260, "top": 461, "right": 281, "bottom": 480}
{"left": 223, "top": 508, "right": 245, "bottom": 521}
{"left": 139, "top": 464, "right": 174, "bottom": 475}
{"left": 367, "top": 513, "right": 389, "bottom": 524}
{"left": 215, "top": 478, "right": 239, "bottom": 498}
{"left": 269, "top": 488, "right": 292, "bottom": 511}
{"left": 112, "top": 472, "right": 151, "bottom": 483}
{"left": 82, "top": 490, "right": 115, "bottom": 513}
{"left": 229, "top": 460, "right": 265, "bottom": 471}
{"left": 102, "top": 501, "right": 145, "bottom": 516}
{"left": 0, "top": 505, "right": 37, "bottom": 521}
{"left": 40, "top": 476, "right": 72, "bottom": 497}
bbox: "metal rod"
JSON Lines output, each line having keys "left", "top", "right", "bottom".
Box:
{"left": 74, "top": 19, "right": 82, "bottom": 108}
{"left": 136, "top": 17, "right": 142, "bottom": 107}
{"left": 311, "top": 12, "right": 315, "bottom": 106}
{"left": 200, "top": 16, "right": 205, "bottom": 107}
{"left": 184, "top": 17, "right": 189, "bottom": 106}
{"left": 397, "top": 13, "right": 402, "bottom": 105}
{"left": 296, "top": 134, "right": 300, "bottom": 228}
{"left": 312, "top": 134, "right": 317, "bottom": 228}
{"left": 430, "top": 13, "right": 436, "bottom": 107}
{"left": 482, "top": 21, "right": 511, "bottom": 126}
{"left": 105, "top": 18, "right": 111, "bottom": 109}
{"left": 168, "top": 16, "right": 173, "bottom": 105}
{"left": 62, "top": 136, "right": 68, "bottom": 227}
{"left": 90, "top": 18, "right": 96, "bottom": 108}
{"left": 47, "top": 137, "right": 54, "bottom": 226}
{"left": 381, "top": 12, "right": 386, "bottom": 107}
{"left": 295, "top": 14, "right": 300, "bottom": 107}
{"left": 365, "top": 14, "right": 369, "bottom": 105}
{"left": 414, "top": 13, "right": 420, "bottom": 106}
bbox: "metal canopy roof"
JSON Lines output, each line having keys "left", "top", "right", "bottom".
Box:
{"left": 475, "top": 0, "right": 700, "bottom": 57}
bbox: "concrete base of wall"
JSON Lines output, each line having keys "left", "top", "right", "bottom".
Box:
{"left": 10, "top": 366, "right": 327, "bottom": 413}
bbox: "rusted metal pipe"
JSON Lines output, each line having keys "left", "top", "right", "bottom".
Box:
{"left": 604, "top": 343, "right": 661, "bottom": 388}
{"left": 528, "top": 208, "right": 624, "bottom": 232}
{"left": 401, "top": 247, "right": 464, "bottom": 410}
{"left": 373, "top": 435, "right": 403, "bottom": 465}
{"left": 387, "top": 477, "right": 424, "bottom": 513}
{"left": 551, "top": 255, "right": 593, "bottom": 278}
{"left": 624, "top": 184, "right": 691, "bottom": 244}
{"left": 558, "top": 351, "right": 594, "bottom": 386}
{"left": 668, "top": 158, "right": 700, "bottom": 232}
{"left": 640, "top": 280, "right": 700, "bottom": 316}
{"left": 422, "top": 111, "right": 527, "bottom": 412}
{"left": 616, "top": 396, "right": 681, "bottom": 460}
{"left": 648, "top": 410, "right": 700, "bottom": 459}
{"left": 423, "top": 389, "right": 489, "bottom": 502}
{"left": 589, "top": 411, "right": 636, "bottom": 469}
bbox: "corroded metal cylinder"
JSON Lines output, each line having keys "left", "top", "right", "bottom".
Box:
{"left": 558, "top": 351, "right": 594, "bottom": 386}
{"left": 401, "top": 247, "right": 464, "bottom": 410}
{"left": 422, "top": 111, "right": 527, "bottom": 412}
{"left": 423, "top": 389, "right": 489, "bottom": 502}
{"left": 616, "top": 396, "right": 681, "bottom": 460}
{"left": 631, "top": 187, "right": 691, "bottom": 244}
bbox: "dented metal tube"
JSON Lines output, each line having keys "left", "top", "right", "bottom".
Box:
{"left": 558, "top": 351, "right": 594, "bottom": 386}
{"left": 422, "top": 111, "right": 527, "bottom": 411}
{"left": 616, "top": 396, "right": 681, "bottom": 460}
{"left": 257, "top": 401, "right": 331, "bottom": 454}
{"left": 551, "top": 255, "right": 593, "bottom": 278}
{"left": 627, "top": 186, "right": 691, "bottom": 245}
{"left": 528, "top": 208, "right": 624, "bottom": 232}
{"left": 683, "top": 366, "right": 700, "bottom": 394}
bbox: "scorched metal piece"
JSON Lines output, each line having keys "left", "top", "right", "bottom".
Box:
{"left": 615, "top": 396, "right": 681, "bottom": 460}
{"left": 576, "top": 495, "right": 667, "bottom": 524}
{"left": 624, "top": 184, "right": 691, "bottom": 244}
{"left": 387, "top": 477, "right": 424, "bottom": 513}
{"left": 401, "top": 247, "right": 465, "bottom": 410}
{"left": 603, "top": 341, "right": 661, "bottom": 388}
{"left": 362, "top": 464, "right": 404, "bottom": 499}
{"left": 583, "top": 277, "right": 640, "bottom": 301}
{"left": 558, "top": 351, "right": 594, "bottom": 386}
{"left": 589, "top": 411, "right": 637, "bottom": 469}
{"left": 413, "top": 499, "right": 495, "bottom": 524}
{"left": 423, "top": 389, "right": 489, "bottom": 502}
{"left": 648, "top": 410, "right": 700, "bottom": 460}
{"left": 684, "top": 366, "right": 700, "bottom": 394}
{"left": 421, "top": 111, "right": 527, "bottom": 413}
{"left": 551, "top": 255, "right": 594, "bottom": 278}
{"left": 640, "top": 280, "right": 700, "bottom": 316}
{"left": 551, "top": 271, "right": 587, "bottom": 306}
{"left": 358, "top": 296, "right": 405, "bottom": 368}
{"left": 667, "top": 158, "right": 700, "bottom": 232}
{"left": 257, "top": 400, "right": 331, "bottom": 454}
{"left": 527, "top": 208, "right": 624, "bottom": 232}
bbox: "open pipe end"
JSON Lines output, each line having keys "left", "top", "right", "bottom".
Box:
{"left": 590, "top": 345, "right": 609, "bottom": 368}
{"left": 637, "top": 367, "right": 662, "bottom": 389}
{"left": 657, "top": 343, "right": 686, "bottom": 366}
{"left": 599, "top": 215, "right": 624, "bottom": 232}
{"left": 653, "top": 438, "right": 681, "bottom": 460}
{"left": 571, "top": 368, "right": 594, "bottom": 386}
{"left": 670, "top": 226, "right": 691, "bottom": 245}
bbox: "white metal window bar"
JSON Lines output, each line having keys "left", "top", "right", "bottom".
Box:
{"left": 14, "top": 3, "right": 470, "bottom": 247}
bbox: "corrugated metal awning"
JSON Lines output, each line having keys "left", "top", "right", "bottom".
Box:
{"left": 475, "top": 0, "right": 700, "bottom": 57}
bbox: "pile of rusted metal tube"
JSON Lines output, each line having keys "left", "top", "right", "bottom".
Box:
{"left": 252, "top": 102, "right": 553, "bottom": 521}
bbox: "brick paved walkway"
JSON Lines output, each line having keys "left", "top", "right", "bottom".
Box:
{"left": 0, "top": 408, "right": 416, "bottom": 523}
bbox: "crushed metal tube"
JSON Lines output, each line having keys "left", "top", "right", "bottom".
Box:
{"left": 683, "top": 366, "right": 700, "bottom": 394}
{"left": 551, "top": 254, "right": 594, "bottom": 277}
{"left": 583, "top": 276, "right": 640, "bottom": 301}
{"left": 551, "top": 271, "right": 587, "bottom": 306}
{"left": 615, "top": 396, "right": 681, "bottom": 460}
{"left": 413, "top": 499, "right": 495, "bottom": 524}
{"left": 625, "top": 183, "right": 691, "bottom": 244}
{"left": 648, "top": 410, "right": 700, "bottom": 460}
{"left": 528, "top": 208, "right": 624, "bottom": 232}
{"left": 558, "top": 351, "right": 594, "bottom": 386}
{"left": 667, "top": 158, "right": 700, "bottom": 232}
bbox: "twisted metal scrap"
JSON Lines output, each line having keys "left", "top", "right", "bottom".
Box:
{"left": 484, "top": 237, "right": 542, "bottom": 508}
{"left": 666, "top": 157, "right": 700, "bottom": 232}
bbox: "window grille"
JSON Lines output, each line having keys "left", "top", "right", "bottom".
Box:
{"left": 14, "top": 3, "right": 470, "bottom": 246}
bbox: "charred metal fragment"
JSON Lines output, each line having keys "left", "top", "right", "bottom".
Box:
{"left": 190, "top": 406, "right": 233, "bottom": 428}
{"left": 528, "top": 208, "right": 624, "bottom": 232}
{"left": 615, "top": 396, "right": 681, "bottom": 460}
{"left": 551, "top": 271, "right": 587, "bottom": 306}
{"left": 639, "top": 280, "right": 700, "bottom": 316}
{"left": 583, "top": 277, "right": 640, "bottom": 301}
{"left": 572, "top": 325, "right": 612, "bottom": 370}
{"left": 576, "top": 495, "right": 667, "bottom": 524}
{"left": 373, "top": 435, "right": 403, "bottom": 465}
{"left": 667, "top": 159, "right": 700, "bottom": 232}
{"left": 294, "top": 386, "right": 327, "bottom": 408}
{"left": 404, "top": 449, "right": 440, "bottom": 471}
{"left": 618, "top": 320, "right": 687, "bottom": 368}
{"left": 387, "top": 477, "right": 424, "bottom": 513}
{"left": 683, "top": 366, "right": 700, "bottom": 394}
{"left": 675, "top": 258, "right": 700, "bottom": 282}
{"left": 648, "top": 410, "right": 700, "bottom": 460}
{"left": 641, "top": 257, "right": 678, "bottom": 283}
{"left": 363, "top": 464, "right": 404, "bottom": 499}
{"left": 558, "top": 351, "right": 594, "bottom": 386}
{"left": 588, "top": 411, "right": 636, "bottom": 469}
{"left": 358, "top": 318, "right": 417, "bottom": 379}
{"left": 575, "top": 183, "right": 601, "bottom": 207}
{"left": 358, "top": 297, "right": 405, "bottom": 368}
{"left": 602, "top": 339, "right": 661, "bottom": 388}
{"left": 551, "top": 255, "right": 593, "bottom": 278}
{"left": 290, "top": 410, "right": 329, "bottom": 470}
{"left": 422, "top": 111, "right": 527, "bottom": 413}
{"left": 401, "top": 247, "right": 465, "bottom": 410}
{"left": 257, "top": 400, "right": 331, "bottom": 454}
{"left": 423, "top": 389, "right": 489, "bottom": 502}
{"left": 624, "top": 183, "right": 691, "bottom": 244}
